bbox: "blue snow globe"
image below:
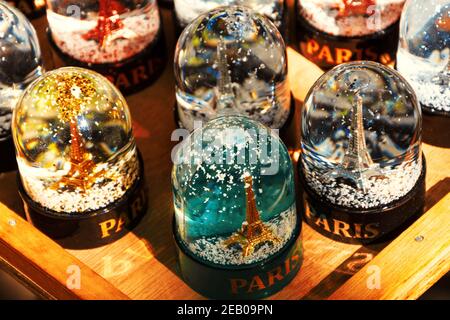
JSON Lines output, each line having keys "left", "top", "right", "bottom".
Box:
{"left": 0, "top": 1, "right": 43, "bottom": 172}
{"left": 172, "top": 114, "right": 301, "bottom": 299}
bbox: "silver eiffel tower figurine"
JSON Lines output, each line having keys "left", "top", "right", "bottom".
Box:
{"left": 326, "top": 93, "right": 384, "bottom": 192}
{"left": 432, "top": 59, "right": 450, "bottom": 89}
{"left": 215, "top": 38, "right": 237, "bottom": 112}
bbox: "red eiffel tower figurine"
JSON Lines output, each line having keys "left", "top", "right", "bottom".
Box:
{"left": 82, "top": 0, "right": 135, "bottom": 49}
{"left": 223, "top": 176, "right": 280, "bottom": 257}
{"left": 336, "top": 0, "right": 376, "bottom": 18}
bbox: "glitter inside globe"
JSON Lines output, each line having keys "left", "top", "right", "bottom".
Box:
{"left": 174, "top": 0, "right": 286, "bottom": 30}
{"left": 172, "top": 115, "right": 297, "bottom": 266}
{"left": 301, "top": 61, "right": 422, "bottom": 209}
{"left": 13, "top": 67, "right": 140, "bottom": 213}
{"left": 297, "top": 0, "right": 405, "bottom": 37}
{"left": 397, "top": 0, "right": 450, "bottom": 114}
{"left": 174, "top": 6, "right": 291, "bottom": 132}
{"left": 0, "top": 1, "right": 43, "bottom": 138}
{"left": 46, "top": 0, "right": 161, "bottom": 64}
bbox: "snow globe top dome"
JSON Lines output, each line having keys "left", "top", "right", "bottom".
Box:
{"left": 13, "top": 67, "right": 139, "bottom": 214}
{"left": 173, "top": 0, "right": 286, "bottom": 31}
{"left": 174, "top": 6, "right": 291, "bottom": 132}
{"left": 46, "top": 0, "right": 161, "bottom": 64}
{"left": 0, "top": 1, "right": 43, "bottom": 138}
{"left": 396, "top": 0, "right": 450, "bottom": 115}
{"left": 301, "top": 61, "right": 422, "bottom": 209}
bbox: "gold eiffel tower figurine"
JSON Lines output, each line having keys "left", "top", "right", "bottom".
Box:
{"left": 223, "top": 176, "right": 280, "bottom": 257}
{"left": 52, "top": 74, "right": 105, "bottom": 192}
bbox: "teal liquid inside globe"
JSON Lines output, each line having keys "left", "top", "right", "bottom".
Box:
{"left": 172, "top": 115, "right": 297, "bottom": 266}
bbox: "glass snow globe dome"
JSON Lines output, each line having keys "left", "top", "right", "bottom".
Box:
{"left": 301, "top": 61, "right": 422, "bottom": 209}
{"left": 397, "top": 0, "right": 450, "bottom": 115}
{"left": 172, "top": 115, "right": 298, "bottom": 266}
{"left": 46, "top": 0, "right": 161, "bottom": 64}
{"left": 174, "top": 0, "right": 286, "bottom": 30}
{"left": 0, "top": 1, "right": 43, "bottom": 139}
{"left": 12, "top": 67, "right": 140, "bottom": 214}
{"left": 174, "top": 6, "right": 291, "bottom": 132}
{"left": 297, "top": 0, "right": 405, "bottom": 37}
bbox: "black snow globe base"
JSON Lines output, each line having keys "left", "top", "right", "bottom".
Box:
{"left": 421, "top": 104, "right": 450, "bottom": 118}
{"left": 298, "top": 157, "right": 426, "bottom": 244}
{"left": 17, "top": 152, "right": 148, "bottom": 249}
{"left": 174, "top": 218, "right": 302, "bottom": 299}
{"left": 0, "top": 134, "right": 17, "bottom": 172}
{"left": 296, "top": 15, "right": 399, "bottom": 70}
{"left": 47, "top": 29, "right": 167, "bottom": 96}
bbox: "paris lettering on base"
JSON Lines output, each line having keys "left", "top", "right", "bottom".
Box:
{"left": 296, "top": 15, "right": 398, "bottom": 70}
{"left": 48, "top": 29, "right": 167, "bottom": 95}
{"left": 174, "top": 218, "right": 302, "bottom": 299}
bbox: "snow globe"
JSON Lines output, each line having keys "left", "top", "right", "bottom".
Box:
{"left": 46, "top": 0, "right": 166, "bottom": 95}
{"left": 12, "top": 67, "right": 148, "bottom": 248}
{"left": 0, "top": 1, "right": 43, "bottom": 172}
{"left": 173, "top": 0, "right": 288, "bottom": 38}
{"left": 296, "top": 0, "right": 405, "bottom": 69}
{"left": 299, "top": 61, "right": 425, "bottom": 244}
{"left": 174, "top": 6, "right": 293, "bottom": 134}
{"left": 397, "top": 0, "right": 450, "bottom": 116}
{"left": 172, "top": 115, "right": 302, "bottom": 299}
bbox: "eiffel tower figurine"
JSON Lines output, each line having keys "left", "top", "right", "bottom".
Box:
{"left": 223, "top": 176, "right": 280, "bottom": 257}
{"left": 82, "top": 0, "right": 137, "bottom": 50}
{"left": 214, "top": 38, "right": 237, "bottom": 112}
{"left": 326, "top": 93, "right": 384, "bottom": 192}
{"left": 52, "top": 74, "right": 105, "bottom": 192}
{"left": 432, "top": 59, "right": 450, "bottom": 88}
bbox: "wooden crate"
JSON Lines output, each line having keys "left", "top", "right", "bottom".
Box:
{"left": 0, "top": 5, "right": 449, "bottom": 300}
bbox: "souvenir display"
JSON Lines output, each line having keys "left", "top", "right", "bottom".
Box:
{"left": 299, "top": 61, "right": 425, "bottom": 244}
{"left": 13, "top": 67, "right": 148, "bottom": 248}
{"left": 172, "top": 115, "right": 302, "bottom": 299}
{"left": 397, "top": 0, "right": 450, "bottom": 116}
{"left": 46, "top": 0, "right": 167, "bottom": 95}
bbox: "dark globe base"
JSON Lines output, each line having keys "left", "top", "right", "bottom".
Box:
{"left": 47, "top": 27, "right": 167, "bottom": 96}
{"left": 17, "top": 151, "right": 148, "bottom": 249}
{"left": 421, "top": 103, "right": 450, "bottom": 118}
{"left": 295, "top": 9, "right": 399, "bottom": 70}
{"left": 0, "top": 135, "right": 17, "bottom": 173}
{"left": 298, "top": 156, "right": 426, "bottom": 245}
{"left": 173, "top": 217, "right": 302, "bottom": 299}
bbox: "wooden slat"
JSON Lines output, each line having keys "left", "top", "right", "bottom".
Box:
{"left": 0, "top": 202, "right": 129, "bottom": 300}
{"left": 329, "top": 194, "right": 450, "bottom": 300}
